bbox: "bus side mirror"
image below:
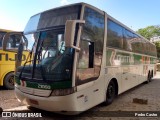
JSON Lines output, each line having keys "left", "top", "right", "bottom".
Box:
{"left": 2, "top": 32, "right": 23, "bottom": 52}
{"left": 64, "top": 20, "right": 85, "bottom": 51}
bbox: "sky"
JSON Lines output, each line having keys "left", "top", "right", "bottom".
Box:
{"left": 0, "top": 0, "right": 159, "bottom": 31}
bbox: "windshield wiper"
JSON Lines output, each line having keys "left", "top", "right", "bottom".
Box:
{"left": 18, "top": 50, "right": 33, "bottom": 79}
{"left": 33, "top": 39, "right": 47, "bottom": 81}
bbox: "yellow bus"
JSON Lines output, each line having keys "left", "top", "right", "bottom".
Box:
{"left": 3, "top": 3, "right": 157, "bottom": 114}
{"left": 0, "top": 29, "right": 28, "bottom": 89}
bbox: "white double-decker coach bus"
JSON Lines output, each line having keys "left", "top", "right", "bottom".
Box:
{"left": 3, "top": 3, "right": 157, "bottom": 114}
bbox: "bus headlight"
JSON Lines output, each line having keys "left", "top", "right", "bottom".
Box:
{"left": 51, "top": 87, "right": 76, "bottom": 96}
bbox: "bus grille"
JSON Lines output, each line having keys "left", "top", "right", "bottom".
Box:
{"left": 19, "top": 86, "right": 52, "bottom": 97}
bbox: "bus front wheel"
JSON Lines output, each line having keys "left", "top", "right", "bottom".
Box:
{"left": 104, "top": 80, "right": 116, "bottom": 105}
{"left": 4, "top": 72, "right": 14, "bottom": 90}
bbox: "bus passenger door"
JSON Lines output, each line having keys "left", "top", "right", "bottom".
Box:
{"left": 76, "top": 38, "right": 104, "bottom": 107}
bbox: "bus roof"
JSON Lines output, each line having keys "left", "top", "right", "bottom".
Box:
{"left": 30, "top": 2, "right": 104, "bottom": 17}
{"left": 27, "top": 2, "right": 155, "bottom": 46}
{"left": 0, "top": 29, "right": 14, "bottom": 32}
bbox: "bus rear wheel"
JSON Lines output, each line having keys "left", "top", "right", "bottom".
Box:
{"left": 151, "top": 70, "right": 154, "bottom": 79}
{"left": 146, "top": 72, "right": 151, "bottom": 84}
{"left": 104, "top": 80, "right": 116, "bottom": 105}
{"left": 4, "top": 72, "right": 15, "bottom": 90}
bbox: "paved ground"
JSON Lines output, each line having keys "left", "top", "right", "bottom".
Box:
{"left": 0, "top": 73, "right": 160, "bottom": 120}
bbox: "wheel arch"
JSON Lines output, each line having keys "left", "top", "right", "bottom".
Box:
{"left": 1, "top": 71, "right": 14, "bottom": 86}
{"left": 103, "top": 77, "right": 119, "bottom": 105}
{"left": 111, "top": 78, "right": 118, "bottom": 96}
{"left": 107, "top": 78, "right": 119, "bottom": 96}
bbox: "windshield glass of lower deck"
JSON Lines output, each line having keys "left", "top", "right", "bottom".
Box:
{"left": 22, "top": 29, "right": 73, "bottom": 82}
{"left": 34, "top": 30, "right": 73, "bottom": 81}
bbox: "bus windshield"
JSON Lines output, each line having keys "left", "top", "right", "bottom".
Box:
{"left": 19, "top": 29, "right": 74, "bottom": 82}
{"left": 17, "top": 4, "right": 82, "bottom": 82}
{"left": 24, "top": 5, "right": 81, "bottom": 34}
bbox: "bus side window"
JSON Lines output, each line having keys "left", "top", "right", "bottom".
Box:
{"left": 7, "top": 35, "right": 20, "bottom": 49}
{"left": 0, "top": 40, "right": 2, "bottom": 47}
{"left": 89, "top": 41, "right": 94, "bottom": 68}
{"left": 78, "top": 40, "right": 94, "bottom": 69}
{"left": 107, "top": 19, "right": 123, "bottom": 49}
{"left": 0, "top": 32, "right": 6, "bottom": 47}
{"left": 76, "top": 7, "right": 104, "bottom": 85}
{"left": 78, "top": 40, "right": 89, "bottom": 69}
{"left": 6, "top": 34, "right": 27, "bottom": 50}
{"left": 76, "top": 40, "right": 95, "bottom": 85}
{"left": 123, "top": 29, "right": 133, "bottom": 51}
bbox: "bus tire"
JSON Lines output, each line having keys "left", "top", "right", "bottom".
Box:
{"left": 104, "top": 80, "right": 116, "bottom": 105}
{"left": 146, "top": 72, "right": 151, "bottom": 84}
{"left": 149, "top": 70, "right": 153, "bottom": 82}
{"left": 4, "top": 72, "right": 15, "bottom": 90}
{"left": 151, "top": 70, "right": 153, "bottom": 78}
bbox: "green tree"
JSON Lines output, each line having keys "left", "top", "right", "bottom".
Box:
{"left": 137, "top": 25, "right": 160, "bottom": 40}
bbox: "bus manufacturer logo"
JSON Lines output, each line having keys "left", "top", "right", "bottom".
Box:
{"left": 38, "top": 84, "right": 51, "bottom": 90}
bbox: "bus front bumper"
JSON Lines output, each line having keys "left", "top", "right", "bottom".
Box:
{"left": 15, "top": 87, "right": 83, "bottom": 115}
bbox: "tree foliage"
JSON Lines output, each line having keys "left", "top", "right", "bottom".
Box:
{"left": 137, "top": 25, "right": 160, "bottom": 40}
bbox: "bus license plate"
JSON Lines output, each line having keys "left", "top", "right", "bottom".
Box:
{"left": 29, "top": 99, "right": 39, "bottom": 105}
